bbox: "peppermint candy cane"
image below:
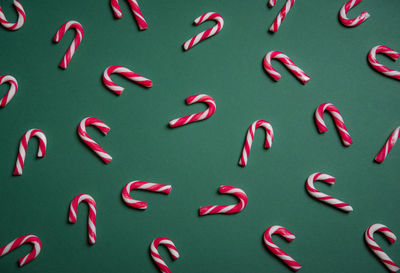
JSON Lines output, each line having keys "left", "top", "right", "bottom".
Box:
{"left": 53, "top": 20, "right": 84, "bottom": 69}
{"left": 0, "top": 0, "right": 25, "bottom": 31}
{"left": 306, "top": 173, "right": 353, "bottom": 212}
{"left": 150, "top": 237, "right": 179, "bottom": 273}
{"left": 13, "top": 129, "right": 47, "bottom": 176}
{"left": 263, "top": 225, "right": 302, "bottom": 272}
{"left": 0, "top": 75, "right": 18, "bottom": 108}
{"left": 102, "top": 65, "right": 152, "bottom": 95}
{"left": 182, "top": 12, "right": 224, "bottom": 51}
{"left": 78, "top": 117, "right": 112, "bottom": 164}
{"left": 368, "top": 45, "right": 400, "bottom": 81}
{"left": 375, "top": 127, "right": 400, "bottom": 163}
{"left": 69, "top": 194, "right": 97, "bottom": 245}
{"left": 0, "top": 235, "right": 41, "bottom": 267}
{"left": 122, "top": 181, "right": 172, "bottom": 209}
{"left": 239, "top": 120, "right": 274, "bottom": 167}
{"left": 365, "top": 224, "right": 399, "bottom": 272}
{"left": 110, "top": 0, "right": 148, "bottom": 30}
{"left": 315, "top": 103, "right": 353, "bottom": 146}
{"left": 199, "top": 186, "right": 247, "bottom": 216}
{"left": 268, "top": 0, "right": 295, "bottom": 33}
{"left": 169, "top": 94, "right": 216, "bottom": 128}
{"left": 263, "top": 51, "right": 310, "bottom": 84}
{"left": 339, "top": 0, "right": 370, "bottom": 27}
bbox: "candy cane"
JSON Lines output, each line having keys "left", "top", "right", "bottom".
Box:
{"left": 69, "top": 194, "right": 97, "bottom": 245}
{"left": 339, "top": 0, "right": 370, "bottom": 27}
{"left": 102, "top": 65, "right": 152, "bottom": 95}
{"left": 263, "top": 51, "right": 310, "bottom": 84}
{"left": 368, "top": 45, "right": 400, "bottom": 81}
{"left": 53, "top": 20, "right": 84, "bottom": 69}
{"left": 0, "top": 0, "right": 25, "bottom": 31}
{"left": 13, "top": 129, "right": 47, "bottom": 176}
{"left": 268, "top": 0, "right": 295, "bottom": 33}
{"left": 78, "top": 117, "right": 112, "bottom": 164}
{"left": 375, "top": 127, "right": 400, "bottom": 163}
{"left": 150, "top": 237, "right": 179, "bottom": 273}
{"left": 263, "top": 225, "right": 302, "bottom": 272}
{"left": 365, "top": 224, "right": 399, "bottom": 272}
{"left": 199, "top": 186, "right": 247, "bottom": 216}
{"left": 0, "top": 75, "right": 18, "bottom": 108}
{"left": 122, "top": 181, "right": 172, "bottom": 209}
{"left": 182, "top": 12, "right": 224, "bottom": 51}
{"left": 315, "top": 103, "right": 353, "bottom": 146}
{"left": 110, "top": 0, "right": 148, "bottom": 30}
{"left": 306, "top": 173, "right": 353, "bottom": 212}
{"left": 169, "top": 94, "right": 216, "bottom": 128}
{"left": 239, "top": 120, "right": 273, "bottom": 167}
{"left": 0, "top": 235, "right": 41, "bottom": 267}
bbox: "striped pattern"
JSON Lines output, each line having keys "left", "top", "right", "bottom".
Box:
{"left": 13, "top": 129, "right": 47, "bottom": 176}
{"left": 0, "top": 235, "right": 41, "bottom": 267}
{"left": 263, "top": 51, "right": 310, "bottom": 84}
{"left": 263, "top": 225, "right": 302, "bottom": 272}
{"left": 0, "top": 75, "right": 18, "bottom": 108}
{"left": 69, "top": 194, "right": 97, "bottom": 245}
{"left": 239, "top": 120, "right": 274, "bottom": 167}
{"left": 339, "top": 0, "right": 369, "bottom": 27}
{"left": 0, "top": 0, "right": 25, "bottom": 31}
{"left": 169, "top": 94, "right": 216, "bottom": 128}
{"left": 150, "top": 237, "right": 179, "bottom": 273}
{"left": 182, "top": 12, "right": 224, "bottom": 51}
{"left": 375, "top": 127, "right": 400, "bottom": 163}
{"left": 199, "top": 186, "right": 247, "bottom": 216}
{"left": 268, "top": 0, "right": 295, "bottom": 33}
{"left": 368, "top": 45, "right": 400, "bottom": 81}
{"left": 102, "top": 65, "right": 152, "bottom": 95}
{"left": 365, "top": 224, "right": 399, "bottom": 272}
{"left": 53, "top": 20, "right": 84, "bottom": 69}
{"left": 122, "top": 181, "right": 172, "bottom": 209}
{"left": 78, "top": 117, "right": 112, "bottom": 164}
{"left": 306, "top": 173, "right": 353, "bottom": 212}
{"left": 315, "top": 103, "right": 353, "bottom": 146}
{"left": 110, "top": 0, "right": 148, "bottom": 30}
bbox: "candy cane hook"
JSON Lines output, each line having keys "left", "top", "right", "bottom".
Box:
{"left": 122, "top": 181, "right": 172, "bottom": 209}
{"left": 150, "top": 237, "right": 179, "bottom": 273}
{"left": 375, "top": 127, "right": 400, "bottom": 163}
{"left": 110, "top": 0, "right": 148, "bottom": 30}
{"left": 368, "top": 45, "right": 400, "bottom": 81}
{"left": 365, "top": 224, "right": 399, "bottom": 272}
{"left": 169, "top": 94, "right": 216, "bottom": 128}
{"left": 69, "top": 194, "right": 97, "bottom": 245}
{"left": 0, "top": 75, "right": 18, "bottom": 108}
{"left": 339, "top": 0, "right": 370, "bottom": 27}
{"left": 0, "top": 235, "right": 41, "bottom": 267}
{"left": 53, "top": 20, "right": 84, "bottom": 69}
{"left": 268, "top": 0, "right": 295, "bottom": 33}
{"left": 199, "top": 186, "right": 247, "bottom": 216}
{"left": 263, "top": 225, "right": 302, "bottom": 272}
{"left": 78, "top": 117, "right": 112, "bottom": 164}
{"left": 0, "top": 0, "right": 25, "bottom": 31}
{"left": 182, "top": 12, "right": 224, "bottom": 51}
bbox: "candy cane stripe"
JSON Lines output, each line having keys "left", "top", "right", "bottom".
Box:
{"left": 110, "top": 0, "right": 148, "bottom": 30}
{"left": 0, "top": 235, "right": 41, "bottom": 267}
{"left": 268, "top": 0, "right": 295, "bottom": 33}
{"left": 199, "top": 186, "right": 247, "bottom": 216}
{"left": 375, "top": 127, "right": 400, "bottom": 163}
{"left": 150, "top": 237, "right": 179, "bottom": 273}
{"left": 122, "top": 181, "right": 172, "bottom": 209}
{"left": 69, "top": 194, "right": 97, "bottom": 245}
{"left": 0, "top": 75, "right": 18, "bottom": 108}
{"left": 368, "top": 45, "right": 400, "bottom": 81}
{"left": 339, "top": 0, "right": 370, "bottom": 27}
{"left": 0, "top": 0, "right": 25, "bottom": 31}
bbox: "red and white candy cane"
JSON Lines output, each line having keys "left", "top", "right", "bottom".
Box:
{"left": 0, "top": 0, "right": 25, "bottom": 31}
{"left": 268, "top": 0, "right": 295, "bottom": 33}
{"left": 102, "top": 65, "right": 152, "bottom": 95}
{"left": 182, "top": 12, "right": 224, "bottom": 51}
{"left": 150, "top": 237, "right": 179, "bottom": 273}
{"left": 169, "top": 94, "right": 216, "bottom": 128}
{"left": 306, "top": 173, "right": 353, "bottom": 212}
{"left": 0, "top": 235, "right": 41, "bottom": 267}
{"left": 199, "top": 186, "right": 247, "bottom": 216}
{"left": 78, "top": 117, "right": 112, "bottom": 164}
{"left": 239, "top": 120, "right": 273, "bottom": 167}
{"left": 263, "top": 225, "right": 302, "bottom": 272}
{"left": 0, "top": 75, "right": 18, "bottom": 108}
{"left": 53, "top": 20, "right": 84, "bottom": 69}
{"left": 375, "top": 127, "right": 400, "bottom": 163}
{"left": 263, "top": 51, "right": 310, "bottom": 84}
{"left": 315, "top": 103, "right": 353, "bottom": 146}
{"left": 368, "top": 45, "right": 400, "bottom": 81}
{"left": 365, "top": 224, "right": 399, "bottom": 272}
{"left": 122, "top": 181, "right": 172, "bottom": 209}
{"left": 339, "top": 0, "right": 370, "bottom": 27}
{"left": 13, "top": 129, "right": 47, "bottom": 176}
{"left": 110, "top": 0, "right": 148, "bottom": 30}
{"left": 69, "top": 194, "right": 97, "bottom": 245}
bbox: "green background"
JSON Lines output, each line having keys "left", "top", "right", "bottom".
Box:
{"left": 0, "top": 0, "right": 399, "bottom": 272}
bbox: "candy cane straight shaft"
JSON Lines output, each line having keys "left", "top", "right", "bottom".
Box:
{"left": 375, "top": 127, "right": 400, "bottom": 163}
{"left": 110, "top": 0, "right": 148, "bottom": 30}
{"left": 268, "top": 0, "right": 295, "bottom": 33}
